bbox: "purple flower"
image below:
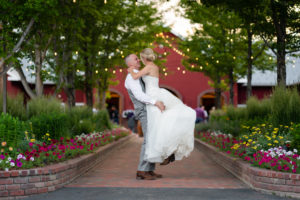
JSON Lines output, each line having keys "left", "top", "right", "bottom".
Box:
{"left": 0, "top": 155, "right": 5, "bottom": 160}
{"left": 16, "top": 161, "right": 22, "bottom": 167}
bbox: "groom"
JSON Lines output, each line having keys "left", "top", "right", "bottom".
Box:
{"left": 125, "top": 54, "right": 165, "bottom": 180}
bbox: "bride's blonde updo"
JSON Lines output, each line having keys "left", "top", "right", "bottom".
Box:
{"left": 140, "top": 48, "right": 156, "bottom": 62}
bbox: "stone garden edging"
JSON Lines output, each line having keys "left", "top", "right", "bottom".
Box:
{"left": 0, "top": 134, "right": 133, "bottom": 199}
{"left": 195, "top": 138, "right": 300, "bottom": 199}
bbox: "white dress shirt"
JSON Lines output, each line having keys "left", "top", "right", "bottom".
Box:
{"left": 125, "top": 69, "right": 156, "bottom": 105}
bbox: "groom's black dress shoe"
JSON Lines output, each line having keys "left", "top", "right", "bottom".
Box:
{"left": 160, "top": 154, "right": 175, "bottom": 166}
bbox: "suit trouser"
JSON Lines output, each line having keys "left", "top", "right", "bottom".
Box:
{"left": 137, "top": 114, "right": 155, "bottom": 171}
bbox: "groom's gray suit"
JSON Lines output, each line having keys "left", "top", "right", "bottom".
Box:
{"left": 127, "top": 78, "right": 155, "bottom": 171}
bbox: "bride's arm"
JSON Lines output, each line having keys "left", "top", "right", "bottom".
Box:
{"left": 128, "top": 65, "right": 151, "bottom": 80}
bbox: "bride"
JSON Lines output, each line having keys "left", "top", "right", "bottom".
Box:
{"left": 128, "top": 48, "right": 196, "bottom": 164}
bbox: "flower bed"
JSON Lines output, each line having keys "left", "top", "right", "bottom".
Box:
{"left": 197, "top": 123, "right": 300, "bottom": 174}
{"left": 0, "top": 128, "right": 129, "bottom": 171}
{"left": 0, "top": 128, "right": 132, "bottom": 198}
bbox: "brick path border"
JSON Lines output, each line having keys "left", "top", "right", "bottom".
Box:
{"left": 0, "top": 134, "right": 133, "bottom": 199}
{"left": 195, "top": 138, "right": 300, "bottom": 199}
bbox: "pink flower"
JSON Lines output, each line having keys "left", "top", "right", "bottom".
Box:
{"left": 29, "top": 142, "right": 33, "bottom": 147}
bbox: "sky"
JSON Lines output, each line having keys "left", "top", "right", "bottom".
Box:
{"left": 147, "top": 0, "right": 198, "bottom": 38}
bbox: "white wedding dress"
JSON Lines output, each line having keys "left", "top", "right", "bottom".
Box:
{"left": 143, "top": 75, "right": 196, "bottom": 163}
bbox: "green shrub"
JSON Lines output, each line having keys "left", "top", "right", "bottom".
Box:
{"left": 209, "top": 109, "right": 226, "bottom": 121}
{"left": 66, "top": 106, "right": 94, "bottom": 136}
{"left": 246, "top": 97, "right": 271, "bottom": 120}
{"left": 195, "top": 123, "right": 211, "bottom": 132}
{"left": 30, "top": 112, "right": 69, "bottom": 140}
{"left": 0, "top": 113, "right": 27, "bottom": 148}
{"left": 27, "top": 96, "right": 64, "bottom": 118}
{"left": 270, "top": 87, "right": 300, "bottom": 126}
{"left": 0, "top": 93, "right": 27, "bottom": 120}
{"left": 93, "top": 109, "right": 112, "bottom": 132}
{"left": 226, "top": 105, "right": 247, "bottom": 121}
{"left": 73, "top": 119, "right": 95, "bottom": 135}
{"left": 291, "top": 124, "right": 300, "bottom": 151}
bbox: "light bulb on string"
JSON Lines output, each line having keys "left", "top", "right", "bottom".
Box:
{"left": 95, "top": 70, "right": 98, "bottom": 74}
{"left": 104, "top": 0, "right": 107, "bottom": 4}
{"left": 200, "top": 66, "right": 203, "bottom": 70}
{"left": 113, "top": 70, "right": 116, "bottom": 74}
{"left": 216, "top": 60, "right": 219, "bottom": 64}
{"left": 105, "top": 68, "right": 108, "bottom": 71}
{"left": 54, "top": 52, "right": 57, "bottom": 56}
{"left": 196, "top": 58, "right": 198, "bottom": 61}
{"left": 251, "top": 56, "right": 254, "bottom": 60}
{"left": 75, "top": 51, "right": 78, "bottom": 55}
{"left": 233, "top": 56, "right": 236, "bottom": 60}
{"left": 269, "top": 57, "right": 272, "bottom": 60}
{"left": 119, "top": 69, "right": 123, "bottom": 72}
{"left": 191, "top": 65, "right": 194, "bottom": 69}
{"left": 177, "top": 67, "right": 180, "bottom": 71}
{"left": 73, "top": 0, "right": 76, "bottom": 2}
{"left": 163, "top": 68, "right": 166, "bottom": 72}
{"left": 108, "top": 56, "right": 111, "bottom": 59}
{"left": 164, "top": 72, "right": 168, "bottom": 76}
{"left": 122, "top": 55, "right": 124, "bottom": 58}
{"left": 98, "top": 51, "right": 101, "bottom": 55}
{"left": 48, "top": 72, "right": 50, "bottom": 75}
{"left": 182, "top": 70, "right": 186, "bottom": 74}
{"left": 77, "top": 69, "right": 80, "bottom": 73}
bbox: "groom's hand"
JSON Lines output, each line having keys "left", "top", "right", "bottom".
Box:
{"left": 155, "top": 101, "right": 165, "bottom": 112}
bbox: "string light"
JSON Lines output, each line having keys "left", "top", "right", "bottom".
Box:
{"left": 104, "top": 0, "right": 107, "bottom": 4}
{"left": 293, "top": 60, "right": 296, "bottom": 64}
{"left": 54, "top": 52, "right": 57, "bottom": 56}
{"left": 187, "top": 48, "right": 190, "bottom": 52}
{"left": 113, "top": 70, "right": 116, "bottom": 74}
{"left": 48, "top": 72, "right": 50, "bottom": 74}
{"left": 200, "top": 66, "right": 203, "bottom": 70}
{"left": 120, "top": 51, "right": 123, "bottom": 54}
{"left": 191, "top": 65, "right": 194, "bottom": 69}
{"left": 216, "top": 60, "right": 219, "bottom": 64}
{"left": 164, "top": 52, "right": 167, "bottom": 56}
{"left": 108, "top": 56, "right": 111, "bottom": 59}
{"left": 177, "top": 67, "right": 180, "bottom": 71}
{"left": 98, "top": 51, "right": 101, "bottom": 55}
{"left": 75, "top": 51, "right": 78, "bottom": 55}
{"left": 95, "top": 70, "right": 98, "bottom": 74}
{"left": 119, "top": 69, "right": 123, "bottom": 72}
{"left": 251, "top": 56, "right": 254, "bottom": 59}
{"left": 73, "top": 0, "right": 76, "bottom": 3}
{"left": 233, "top": 56, "right": 236, "bottom": 60}
{"left": 208, "top": 44, "right": 211, "bottom": 48}
{"left": 182, "top": 70, "right": 186, "bottom": 74}
{"left": 163, "top": 68, "right": 166, "bottom": 72}
{"left": 196, "top": 58, "right": 198, "bottom": 61}
{"left": 164, "top": 72, "right": 168, "bottom": 76}
{"left": 269, "top": 57, "right": 272, "bottom": 60}
{"left": 105, "top": 68, "right": 108, "bottom": 71}
{"left": 77, "top": 69, "right": 80, "bottom": 72}
{"left": 122, "top": 55, "right": 124, "bottom": 58}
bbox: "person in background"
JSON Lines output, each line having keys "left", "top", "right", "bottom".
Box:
{"left": 202, "top": 105, "right": 208, "bottom": 123}
{"left": 110, "top": 106, "right": 119, "bottom": 124}
{"left": 123, "top": 109, "right": 136, "bottom": 132}
{"left": 195, "top": 105, "right": 205, "bottom": 123}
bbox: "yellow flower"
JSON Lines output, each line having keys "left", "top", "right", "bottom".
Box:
{"left": 274, "top": 140, "right": 279, "bottom": 143}
{"left": 30, "top": 139, "right": 36, "bottom": 143}
{"left": 284, "top": 126, "right": 289, "bottom": 128}
{"left": 245, "top": 136, "right": 248, "bottom": 139}
{"left": 261, "top": 124, "right": 266, "bottom": 127}
{"left": 1, "top": 149, "right": 4, "bottom": 153}
{"left": 252, "top": 141, "right": 256, "bottom": 144}
{"left": 246, "top": 143, "right": 250, "bottom": 147}
{"left": 46, "top": 133, "right": 50, "bottom": 136}
{"left": 9, "top": 147, "right": 13, "bottom": 151}
{"left": 1, "top": 142, "right": 7, "bottom": 147}
{"left": 248, "top": 139, "right": 253, "bottom": 142}
{"left": 268, "top": 143, "right": 272, "bottom": 146}
{"left": 243, "top": 141, "right": 246, "bottom": 145}
{"left": 274, "top": 128, "right": 279, "bottom": 131}
{"left": 291, "top": 128, "right": 294, "bottom": 131}
{"left": 279, "top": 136, "right": 284, "bottom": 139}
{"left": 252, "top": 146, "right": 257, "bottom": 150}
{"left": 272, "top": 135, "right": 276, "bottom": 139}
{"left": 48, "top": 138, "right": 51, "bottom": 141}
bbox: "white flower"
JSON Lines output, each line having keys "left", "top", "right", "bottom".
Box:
{"left": 0, "top": 160, "right": 2, "bottom": 164}
{"left": 293, "top": 149, "right": 298, "bottom": 153}
{"left": 10, "top": 162, "right": 15, "bottom": 167}
{"left": 17, "top": 154, "right": 23, "bottom": 160}
{"left": 5, "top": 168, "right": 9, "bottom": 171}
{"left": 7, "top": 157, "right": 12, "bottom": 161}
{"left": 30, "top": 157, "right": 34, "bottom": 161}
{"left": 5, "top": 161, "right": 8, "bottom": 164}
{"left": 287, "top": 151, "right": 293, "bottom": 156}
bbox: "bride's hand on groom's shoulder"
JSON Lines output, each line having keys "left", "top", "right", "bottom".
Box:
{"left": 128, "top": 67, "right": 134, "bottom": 73}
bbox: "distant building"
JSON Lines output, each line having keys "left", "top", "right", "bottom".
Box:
{"left": 5, "top": 32, "right": 300, "bottom": 122}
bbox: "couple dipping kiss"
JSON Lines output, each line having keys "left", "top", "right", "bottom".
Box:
{"left": 124, "top": 48, "right": 196, "bottom": 180}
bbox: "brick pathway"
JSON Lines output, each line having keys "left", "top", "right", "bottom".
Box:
{"left": 67, "top": 135, "right": 245, "bottom": 189}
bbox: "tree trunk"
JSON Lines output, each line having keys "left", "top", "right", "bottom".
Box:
{"left": 15, "top": 67, "right": 36, "bottom": 99}
{"left": 215, "top": 77, "right": 222, "bottom": 109}
{"left": 97, "top": 79, "right": 107, "bottom": 110}
{"left": 84, "top": 48, "right": 93, "bottom": 108}
{"left": 271, "top": 0, "right": 287, "bottom": 87}
{"left": 65, "top": 70, "right": 76, "bottom": 108}
{"left": 229, "top": 67, "right": 234, "bottom": 105}
{"left": 2, "top": 64, "right": 7, "bottom": 113}
{"left": 247, "top": 27, "right": 253, "bottom": 99}
{"left": 34, "top": 47, "right": 44, "bottom": 96}
{"left": 0, "top": 64, "right": 3, "bottom": 95}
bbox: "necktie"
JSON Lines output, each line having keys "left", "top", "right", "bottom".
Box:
{"left": 139, "top": 78, "right": 146, "bottom": 92}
